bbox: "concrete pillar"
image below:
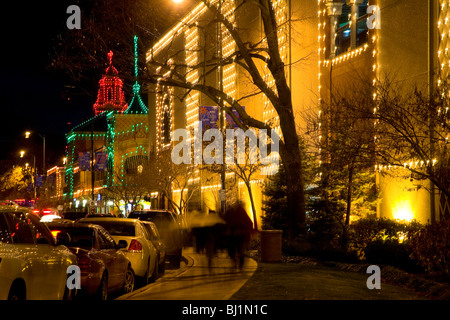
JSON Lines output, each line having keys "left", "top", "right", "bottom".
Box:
{"left": 347, "top": 0, "right": 364, "bottom": 49}
{"left": 326, "top": 1, "right": 344, "bottom": 58}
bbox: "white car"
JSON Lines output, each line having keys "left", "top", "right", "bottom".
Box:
{"left": 77, "top": 217, "right": 159, "bottom": 285}
{"left": 40, "top": 214, "right": 61, "bottom": 223}
{"left": 0, "top": 211, "right": 77, "bottom": 300}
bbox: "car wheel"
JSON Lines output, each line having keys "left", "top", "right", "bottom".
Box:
{"left": 159, "top": 257, "right": 165, "bottom": 275}
{"left": 96, "top": 273, "right": 108, "bottom": 300}
{"left": 171, "top": 251, "right": 182, "bottom": 268}
{"left": 8, "top": 281, "right": 26, "bottom": 301}
{"left": 122, "top": 266, "right": 135, "bottom": 294}
{"left": 63, "top": 283, "right": 77, "bottom": 300}
{"left": 149, "top": 259, "right": 158, "bottom": 283}
{"left": 140, "top": 259, "right": 150, "bottom": 287}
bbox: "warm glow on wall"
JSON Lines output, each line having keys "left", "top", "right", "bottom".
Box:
{"left": 392, "top": 200, "right": 414, "bottom": 222}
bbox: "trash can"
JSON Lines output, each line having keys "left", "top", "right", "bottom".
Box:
{"left": 260, "top": 230, "right": 283, "bottom": 262}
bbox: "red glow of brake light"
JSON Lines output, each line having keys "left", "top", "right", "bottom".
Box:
{"left": 42, "top": 210, "right": 52, "bottom": 215}
{"left": 128, "top": 239, "right": 142, "bottom": 251}
{"left": 51, "top": 230, "right": 61, "bottom": 238}
{"left": 77, "top": 255, "right": 91, "bottom": 269}
{"left": 32, "top": 210, "right": 40, "bottom": 215}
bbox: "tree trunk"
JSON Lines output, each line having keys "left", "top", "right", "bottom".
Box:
{"left": 278, "top": 112, "right": 307, "bottom": 239}
{"left": 245, "top": 181, "right": 258, "bottom": 230}
{"left": 345, "top": 164, "right": 353, "bottom": 228}
{"left": 342, "top": 163, "right": 354, "bottom": 249}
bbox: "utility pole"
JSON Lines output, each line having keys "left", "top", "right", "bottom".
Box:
{"left": 91, "top": 109, "right": 95, "bottom": 201}
{"left": 428, "top": 0, "right": 437, "bottom": 223}
{"left": 218, "top": 0, "right": 226, "bottom": 215}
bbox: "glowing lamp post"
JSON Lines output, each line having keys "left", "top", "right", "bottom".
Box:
{"left": 25, "top": 131, "right": 46, "bottom": 177}
{"left": 19, "top": 150, "right": 37, "bottom": 199}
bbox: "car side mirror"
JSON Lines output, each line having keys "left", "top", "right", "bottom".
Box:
{"left": 117, "top": 239, "right": 128, "bottom": 249}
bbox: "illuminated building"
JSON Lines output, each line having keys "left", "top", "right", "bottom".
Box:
{"left": 318, "top": 0, "right": 449, "bottom": 223}
{"left": 146, "top": 0, "right": 319, "bottom": 227}
{"left": 147, "top": 0, "right": 450, "bottom": 225}
{"left": 93, "top": 51, "right": 128, "bottom": 116}
{"left": 64, "top": 39, "right": 151, "bottom": 213}
{"left": 46, "top": 165, "right": 66, "bottom": 200}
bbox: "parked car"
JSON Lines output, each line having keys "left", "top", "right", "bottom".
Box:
{"left": 141, "top": 220, "right": 166, "bottom": 275}
{"left": 77, "top": 217, "right": 159, "bottom": 285}
{"left": 45, "top": 221, "right": 135, "bottom": 300}
{"left": 0, "top": 210, "right": 77, "bottom": 300}
{"left": 84, "top": 213, "right": 116, "bottom": 218}
{"left": 32, "top": 208, "right": 59, "bottom": 217}
{"left": 128, "top": 210, "right": 183, "bottom": 267}
{"left": 40, "top": 214, "right": 61, "bottom": 223}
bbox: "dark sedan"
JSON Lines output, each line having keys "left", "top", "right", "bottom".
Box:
{"left": 46, "top": 222, "right": 135, "bottom": 300}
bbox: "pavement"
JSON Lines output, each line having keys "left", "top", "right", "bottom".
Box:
{"left": 117, "top": 246, "right": 448, "bottom": 301}
{"left": 117, "top": 246, "right": 257, "bottom": 300}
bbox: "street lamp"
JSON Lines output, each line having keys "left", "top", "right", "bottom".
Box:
{"left": 25, "top": 131, "right": 46, "bottom": 176}
{"left": 19, "top": 150, "right": 37, "bottom": 199}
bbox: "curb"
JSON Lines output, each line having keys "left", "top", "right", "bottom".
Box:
{"left": 116, "top": 255, "right": 194, "bottom": 300}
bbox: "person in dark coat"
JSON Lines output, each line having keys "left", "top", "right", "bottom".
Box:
{"left": 223, "top": 201, "right": 254, "bottom": 270}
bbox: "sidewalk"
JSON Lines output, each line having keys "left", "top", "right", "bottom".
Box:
{"left": 118, "top": 247, "right": 257, "bottom": 300}
{"left": 231, "top": 255, "right": 450, "bottom": 300}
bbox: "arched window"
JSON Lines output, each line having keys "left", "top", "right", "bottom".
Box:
{"left": 124, "top": 155, "right": 149, "bottom": 175}
{"left": 107, "top": 87, "right": 113, "bottom": 101}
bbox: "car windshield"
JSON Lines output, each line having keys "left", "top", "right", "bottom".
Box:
{"left": 129, "top": 211, "right": 173, "bottom": 225}
{"left": 49, "top": 226, "right": 94, "bottom": 249}
{"left": 87, "top": 221, "right": 135, "bottom": 237}
{"left": 62, "top": 212, "right": 87, "bottom": 220}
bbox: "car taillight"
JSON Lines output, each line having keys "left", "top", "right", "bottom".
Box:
{"left": 51, "top": 230, "right": 61, "bottom": 238}
{"left": 42, "top": 210, "right": 52, "bottom": 215}
{"left": 77, "top": 255, "right": 90, "bottom": 269}
{"left": 128, "top": 239, "right": 142, "bottom": 251}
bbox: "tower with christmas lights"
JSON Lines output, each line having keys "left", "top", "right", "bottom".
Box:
{"left": 93, "top": 51, "right": 128, "bottom": 115}
{"left": 64, "top": 40, "right": 150, "bottom": 214}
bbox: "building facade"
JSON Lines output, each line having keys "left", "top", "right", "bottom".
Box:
{"left": 146, "top": 0, "right": 319, "bottom": 228}
{"left": 318, "top": 0, "right": 449, "bottom": 223}
{"left": 146, "top": 0, "right": 449, "bottom": 226}
{"left": 64, "top": 39, "right": 151, "bottom": 214}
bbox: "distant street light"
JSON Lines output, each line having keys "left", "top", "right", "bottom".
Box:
{"left": 25, "top": 131, "right": 46, "bottom": 176}
{"left": 18, "top": 150, "right": 37, "bottom": 199}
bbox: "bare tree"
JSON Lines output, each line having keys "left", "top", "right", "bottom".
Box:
{"left": 144, "top": 0, "right": 308, "bottom": 238}
{"left": 306, "top": 90, "right": 378, "bottom": 248}
{"left": 371, "top": 78, "right": 450, "bottom": 213}
{"left": 146, "top": 151, "right": 199, "bottom": 216}
{"left": 101, "top": 169, "right": 150, "bottom": 214}
{"left": 52, "top": 0, "right": 310, "bottom": 238}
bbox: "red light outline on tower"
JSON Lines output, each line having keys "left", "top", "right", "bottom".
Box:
{"left": 93, "top": 51, "right": 128, "bottom": 115}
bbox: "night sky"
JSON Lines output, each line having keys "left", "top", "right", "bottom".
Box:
{"left": 0, "top": 1, "right": 96, "bottom": 168}
{"left": 0, "top": 0, "right": 196, "bottom": 171}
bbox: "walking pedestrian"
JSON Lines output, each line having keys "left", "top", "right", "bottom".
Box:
{"left": 223, "top": 201, "right": 254, "bottom": 270}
